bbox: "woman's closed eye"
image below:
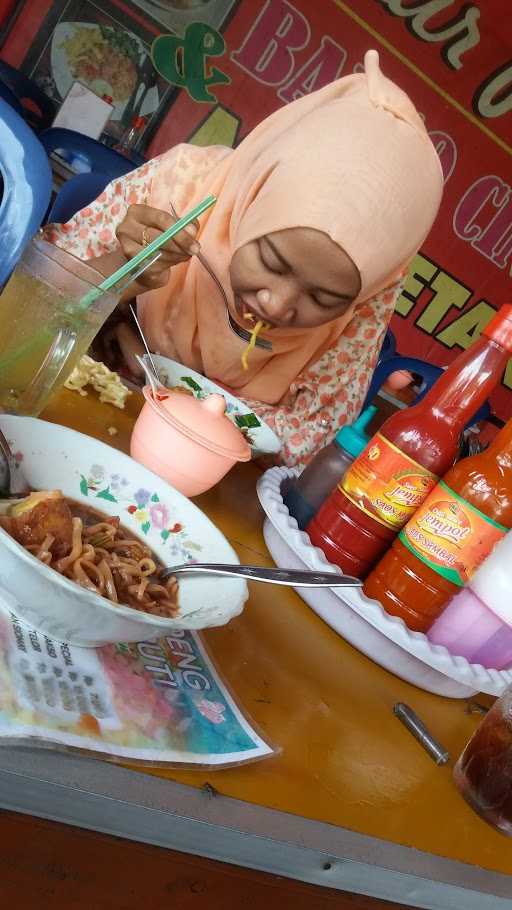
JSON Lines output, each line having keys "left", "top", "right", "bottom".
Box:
{"left": 313, "top": 292, "right": 352, "bottom": 310}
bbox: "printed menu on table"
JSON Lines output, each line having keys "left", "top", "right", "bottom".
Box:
{"left": 0, "top": 605, "right": 273, "bottom": 767}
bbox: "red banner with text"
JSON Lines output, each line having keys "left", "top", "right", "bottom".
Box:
{"left": 148, "top": 0, "right": 512, "bottom": 422}
{"left": 2, "top": 1, "right": 511, "bottom": 420}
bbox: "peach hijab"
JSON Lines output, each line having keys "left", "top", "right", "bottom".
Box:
{"left": 140, "top": 50, "right": 443, "bottom": 404}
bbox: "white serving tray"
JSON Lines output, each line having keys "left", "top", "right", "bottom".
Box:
{"left": 257, "top": 467, "right": 512, "bottom": 699}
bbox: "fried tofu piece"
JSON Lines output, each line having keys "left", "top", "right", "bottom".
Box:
{"left": 0, "top": 491, "right": 73, "bottom": 558}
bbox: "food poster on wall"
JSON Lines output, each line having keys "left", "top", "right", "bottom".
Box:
{"left": 0, "top": 600, "right": 273, "bottom": 766}
{"left": 2, "top": 1, "right": 512, "bottom": 421}
{"left": 0, "top": 0, "right": 182, "bottom": 146}
{"left": 126, "top": 0, "right": 237, "bottom": 35}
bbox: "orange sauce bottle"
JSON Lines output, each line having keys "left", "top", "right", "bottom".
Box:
{"left": 307, "top": 306, "right": 512, "bottom": 578}
{"left": 363, "top": 418, "right": 512, "bottom": 632}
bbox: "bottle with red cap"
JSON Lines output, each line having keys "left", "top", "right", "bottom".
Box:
{"left": 114, "top": 116, "right": 146, "bottom": 156}
{"left": 307, "top": 305, "right": 512, "bottom": 578}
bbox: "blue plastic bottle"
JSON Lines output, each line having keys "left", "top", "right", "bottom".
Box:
{"left": 283, "top": 406, "right": 377, "bottom": 529}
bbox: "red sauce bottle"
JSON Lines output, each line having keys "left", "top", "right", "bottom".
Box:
{"left": 307, "top": 305, "right": 512, "bottom": 578}
{"left": 364, "top": 418, "right": 512, "bottom": 632}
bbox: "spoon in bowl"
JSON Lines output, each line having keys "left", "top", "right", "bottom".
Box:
{"left": 0, "top": 427, "right": 31, "bottom": 498}
{"left": 135, "top": 354, "right": 169, "bottom": 401}
{"left": 161, "top": 563, "right": 362, "bottom": 588}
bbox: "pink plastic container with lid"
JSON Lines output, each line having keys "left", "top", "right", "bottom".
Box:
{"left": 130, "top": 387, "right": 251, "bottom": 497}
{"left": 428, "top": 532, "right": 512, "bottom": 669}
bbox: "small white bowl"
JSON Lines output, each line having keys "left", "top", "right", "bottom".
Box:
{"left": 257, "top": 467, "right": 512, "bottom": 699}
{"left": 0, "top": 416, "right": 248, "bottom": 647}
{"left": 154, "top": 355, "right": 281, "bottom": 458}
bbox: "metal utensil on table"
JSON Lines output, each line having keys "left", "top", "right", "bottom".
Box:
{"left": 160, "top": 563, "right": 363, "bottom": 588}
{"left": 0, "top": 426, "right": 31, "bottom": 498}
{"left": 394, "top": 703, "right": 449, "bottom": 766}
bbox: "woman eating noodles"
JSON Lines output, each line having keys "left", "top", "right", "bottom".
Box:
{"left": 44, "top": 50, "right": 443, "bottom": 466}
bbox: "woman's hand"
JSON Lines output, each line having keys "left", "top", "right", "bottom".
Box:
{"left": 116, "top": 204, "right": 200, "bottom": 290}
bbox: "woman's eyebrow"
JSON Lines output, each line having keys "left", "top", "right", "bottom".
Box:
{"left": 264, "top": 236, "right": 354, "bottom": 301}
{"left": 263, "top": 236, "right": 289, "bottom": 269}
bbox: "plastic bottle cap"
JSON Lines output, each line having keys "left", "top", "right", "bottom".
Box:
{"left": 334, "top": 405, "right": 377, "bottom": 458}
{"left": 483, "top": 304, "right": 512, "bottom": 351}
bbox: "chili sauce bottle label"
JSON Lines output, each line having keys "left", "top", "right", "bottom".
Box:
{"left": 340, "top": 433, "right": 438, "bottom": 531}
{"left": 399, "top": 480, "right": 508, "bottom": 586}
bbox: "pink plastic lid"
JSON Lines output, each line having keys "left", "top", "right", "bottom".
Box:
{"left": 143, "top": 388, "right": 251, "bottom": 462}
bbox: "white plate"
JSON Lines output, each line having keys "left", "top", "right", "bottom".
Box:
{"left": 257, "top": 467, "right": 512, "bottom": 698}
{"left": 154, "top": 355, "right": 281, "bottom": 458}
{"left": 51, "top": 22, "right": 158, "bottom": 122}
{"left": 0, "top": 416, "right": 247, "bottom": 647}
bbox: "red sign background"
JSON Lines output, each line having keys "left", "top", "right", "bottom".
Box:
{"left": 2, "top": 0, "right": 512, "bottom": 419}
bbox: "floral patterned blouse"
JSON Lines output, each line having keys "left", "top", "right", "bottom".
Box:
{"left": 43, "top": 158, "right": 402, "bottom": 467}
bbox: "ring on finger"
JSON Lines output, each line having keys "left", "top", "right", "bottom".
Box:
{"left": 142, "top": 227, "right": 150, "bottom": 246}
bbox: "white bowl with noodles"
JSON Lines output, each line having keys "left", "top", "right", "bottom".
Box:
{"left": 0, "top": 416, "right": 248, "bottom": 647}
{"left": 153, "top": 355, "right": 281, "bottom": 458}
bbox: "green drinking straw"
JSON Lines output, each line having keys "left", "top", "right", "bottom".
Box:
{"left": 77, "top": 193, "right": 217, "bottom": 310}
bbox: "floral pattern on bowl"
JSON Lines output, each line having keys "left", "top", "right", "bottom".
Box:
{"left": 0, "top": 416, "right": 248, "bottom": 646}
{"left": 154, "top": 355, "right": 281, "bottom": 458}
{"left": 79, "top": 465, "right": 203, "bottom": 564}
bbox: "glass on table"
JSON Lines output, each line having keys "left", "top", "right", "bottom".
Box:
{"left": 454, "top": 686, "right": 512, "bottom": 835}
{"left": 0, "top": 236, "right": 120, "bottom": 416}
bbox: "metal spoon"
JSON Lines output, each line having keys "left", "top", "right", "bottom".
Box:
{"left": 129, "top": 304, "right": 160, "bottom": 380}
{"left": 160, "top": 563, "right": 362, "bottom": 588}
{"left": 135, "top": 354, "right": 169, "bottom": 400}
{"left": 0, "top": 427, "right": 31, "bottom": 498}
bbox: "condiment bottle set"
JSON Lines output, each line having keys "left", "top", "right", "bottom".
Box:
{"left": 287, "top": 305, "right": 512, "bottom": 665}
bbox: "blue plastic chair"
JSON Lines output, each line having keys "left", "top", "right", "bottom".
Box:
{"left": 0, "top": 79, "right": 24, "bottom": 118}
{"left": 0, "top": 61, "right": 55, "bottom": 131}
{"left": 377, "top": 329, "right": 396, "bottom": 364}
{"left": 47, "top": 171, "right": 111, "bottom": 225}
{"left": 0, "top": 97, "right": 52, "bottom": 287}
{"left": 39, "top": 128, "right": 139, "bottom": 179}
{"left": 362, "top": 353, "right": 491, "bottom": 428}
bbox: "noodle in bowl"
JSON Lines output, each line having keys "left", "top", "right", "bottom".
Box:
{"left": 0, "top": 416, "right": 248, "bottom": 647}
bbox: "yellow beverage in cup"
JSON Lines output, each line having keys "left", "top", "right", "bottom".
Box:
{"left": 0, "top": 238, "right": 119, "bottom": 416}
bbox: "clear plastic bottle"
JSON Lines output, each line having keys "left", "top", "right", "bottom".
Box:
{"left": 428, "top": 532, "right": 512, "bottom": 669}
{"left": 114, "top": 115, "right": 145, "bottom": 156}
{"left": 283, "top": 406, "right": 376, "bottom": 529}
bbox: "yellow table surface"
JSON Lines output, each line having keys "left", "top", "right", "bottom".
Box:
{"left": 41, "top": 389, "right": 511, "bottom": 878}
